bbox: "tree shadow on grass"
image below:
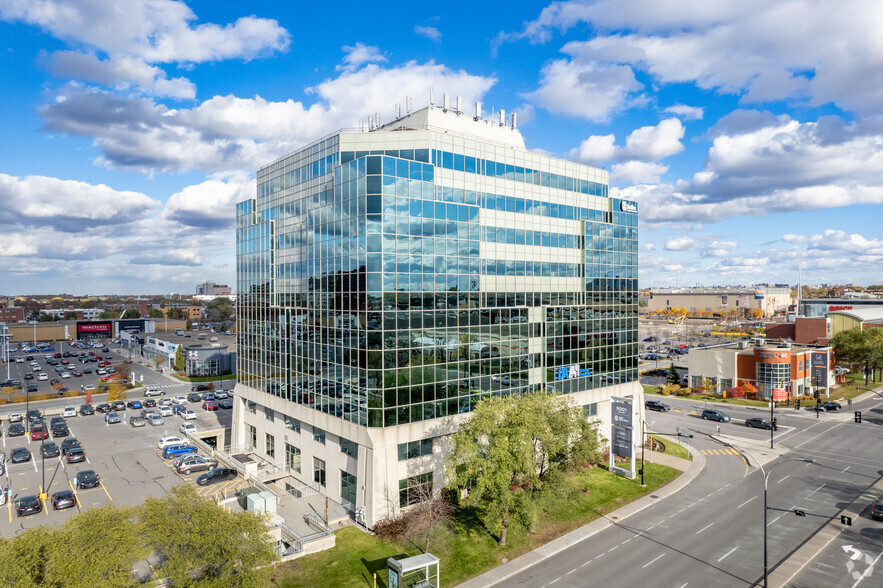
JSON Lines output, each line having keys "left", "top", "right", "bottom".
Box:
{"left": 360, "top": 554, "right": 408, "bottom": 588}
{"left": 451, "top": 505, "right": 496, "bottom": 542}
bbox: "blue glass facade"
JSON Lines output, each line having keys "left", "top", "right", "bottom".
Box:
{"left": 237, "top": 119, "right": 638, "bottom": 431}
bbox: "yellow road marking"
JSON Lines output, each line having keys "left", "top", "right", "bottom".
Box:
{"left": 7, "top": 502, "right": 10, "bottom": 523}
{"left": 40, "top": 485, "right": 48, "bottom": 516}
{"left": 99, "top": 481, "right": 113, "bottom": 502}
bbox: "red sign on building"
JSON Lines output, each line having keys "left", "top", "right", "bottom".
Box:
{"left": 772, "top": 388, "right": 789, "bottom": 401}
{"left": 77, "top": 322, "right": 112, "bottom": 334}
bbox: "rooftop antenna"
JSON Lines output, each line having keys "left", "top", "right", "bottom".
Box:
{"left": 443, "top": 93, "right": 449, "bottom": 111}
{"left": 499, "top": 108, "right": 506, "bottom": 126}
{"left": 429, "top": 88, "right": 434, "bottom": 106}
{"left": 474, "top": 102, "right": 482, "bottom": 120}
{"left": 395, "top": 103, "right": 400, "bottom": 119}
{"left": 374, "top": 112, "right": 379, "bottom": 128}
{"left": 406, "top": 96, "right": 412, "bottom": 114}
{"left": 511, "top": 112, "right": 517, "bottom": 130}
{"left": 456, "top": 96, "right": 462, "bottom": 114}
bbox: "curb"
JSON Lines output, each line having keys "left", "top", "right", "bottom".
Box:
{"left": 457, "top": 439, "right": 707, "bottom": 587}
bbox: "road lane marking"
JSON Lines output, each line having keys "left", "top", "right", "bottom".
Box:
{"left": 696, "top": 523, "right": 714, "bottom": 535}
{"left": 841, "top": 466, "right": 851, "bottom": 474}
{"left": 805, "top": 484, "right": 825, "bottom": 499}
{"left": 717, "top": 546, "right": 738, "bottom": 562}
{"left": 739, "top": 496, "right": 758, "bottom": 509}
{"left": 567, "top": 568, "right": 576, "bottom": 575}
{"left": 643, "top": 554, "right": 665, "bottom": 568}
{"left": 796, "top": 424, "right": 839, "bottom": 449}
{"left": 580, "top": 561, "right": 591, "bottom": 568}
{"left": 851, "top": 546, "right": 883, "bottom": 588}
{"left": 32, "top": 460, "right": 37, "bottom": 473}
{"left": 7, "top": 502, "right": 10, "bottom": 522}
{"left": 608, "top": 545, "right": 619, "bottom": 552}
{"left": 549, "top": 577, "right": 560, "bottom": 585}
{"left": 777, "top": 475, "right": 790, "bottom": 484}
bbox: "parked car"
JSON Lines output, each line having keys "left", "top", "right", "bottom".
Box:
{"left": 30, "top": 425, "right": 48, "bottom": 441}
{"left": 196, "top": 467, "right": 238, "bottom": 486}
{"left": 143, "top": 398, "right": 157, "bottom": 408}
{"left": 180, "top": 422, "right": 197, "bottom": 435}
{"left": 157, "top": 436, "right": 189, "bottom": 449}
{"left": 176, "top": 455, "right": 219, "bottom": 475}
{"left": 159, "top": 405, "right": 174, "bottom": 417}
{"left": 871, "top": 498, "right": 883, "bottom": 522}
{"left": 701, "top": 409, "right": 731, "bottom": 422}
{"left": 148, "top": 414, "right": 164, "bottom": 426}
{"left": 105, "top": 412, "right": 122, "bottom": 424}
{"left": 112, "top": 401, "right": 127, "bottom": 411}
{"left": 187, "top": 392, "right": 202, "bottom": 403}
{"left": 181, "top": 409, "right": 197, "bottom": 420}
{"left": 62, "top": 406, "right": 77, "bottom": 418}
{"left": 11, "top": 447, "right": 32, "bottom": 463}
{"left": 80, "top": 403, "right": 95, "bottom": 416}
{"left": 8, "top": 412, "right": 22, "bottom": 423}
{"left": 7, "top": 423, "right": 25, "bottom": 437}
{"left": 163, "top": 444, "right": 197, "bottom": 459}
{"left": 218, "top": 398, "right": 233, "bottom": 410}
{"left": 191, "top": 384, "right": 210, "bottom": 392}
{"left": 214, "top": 391, "right": 228, "bottom": 399}
{"left": 66, "top": 447, "right": 86, "bottom": 463}
{"left": 745, "top": 418, "right": 777, "bottom": 430}
{"left": 202, "top": 400, "right": 219, "bottom": 411}
{"left": 130, "top": 416, "right": 147, "bottom": 428}
{"left": 51, "top": 490, "right": 77, "bottom": 510}
{"left": 645, "top": 399, "right": 671, "bottom": 412}
{"left": 41, "top": 441, "right": 60, "bottom": 458}
{"left": 95, "top": 403, "right": 111, "bottom": 413}
{"left": 76, "top": 469, "right": 100, "bottom": 489}
{"left": 144, "top": 387, "right": 164, "bottom": 397}
{"left": 127, "top": 400, "right": 143, "bottom": 410}
{"left": 61, "top": 438, "right": 82, "bottom": 454}
{"left": 51, "top": 424, "right": 69, "bottom": 438}
{"left": 16, "top": 495, "right": 42, "bottom": 517}
{"left": 27, "top": 409, "right": 42, "bottom": 420}
{"left": 173, "top": 395, "right": 188, "bottom": 405}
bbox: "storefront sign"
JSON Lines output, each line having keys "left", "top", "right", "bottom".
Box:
{"left": 828, "top": 305, "right": 853, "bottom": 311}
{"left": 611, "top": 398, "right": 633, "bottom": 428}
{"left": 187, "top": 350, "right": 200, "bottom": 361}
{"left": 77, "top": 322, "right": 111, "bottom": 333}
{"left": 759, "top": 351, "right": 788, "bottom": 359}
{"left": 556, "top": 364, "right": 592, "bottom": 380}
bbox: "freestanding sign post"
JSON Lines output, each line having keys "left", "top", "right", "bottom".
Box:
{"left": 610, "top": 396, "right": 635, "bottom": 479}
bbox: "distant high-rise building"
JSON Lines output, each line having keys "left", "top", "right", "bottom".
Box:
{"left": 196, "top": 281, "right": 232, "bottom": 296}
{"left": 234, "top": 104, "right": 640, "bottom": 525}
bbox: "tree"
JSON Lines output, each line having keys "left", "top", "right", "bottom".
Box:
{"left": 39, "top": 314, "right": 55, "bottom": 322}
{"left": 738, "top": 381, "right": 757, "bottom": 399}
{"left": 121, "top": 310, "right": 140, "bottom": 319}
{"left": 0, "top": 525, "right": 54, "bottom": 586}
{"left": 166, "top": 307, "right": 185, "bottom": 320}
{"left": 147, "top": 308, "right": 165, "bottom": 319}
{"left": 153, "top": 355, "right": 165, "bottom": 370}
{"left": 446, "top": 390, "right": 602, "bottom": 546}
{"left": 105, "top": 382, "right": 129, "bottom": 403}
{"left": 64, "top": 311, "right": 78, "bottom": 320}
{"left": 403, "top": 483, "right": 456, "bottom": 554}
{"left": 174, "top": 345, "right": 185, "bottom": 371}
{"left": 666, "top": 364, "right": 681, "bottom": 385}
{"left": 98, "top": 311, "right": 116, "bottom": 319}
{"left": 140, "top": 486, "right": 278, "bottom": 586}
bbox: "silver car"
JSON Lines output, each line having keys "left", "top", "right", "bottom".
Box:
{"left": 148, "top": 414, "right": 164, "bottom": 426}
{"left": 175, "top": 455, "right": 219, "bottom": 475}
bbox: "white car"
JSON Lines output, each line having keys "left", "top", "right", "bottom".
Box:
{"left": 62, "top": 406, "right": 77, "bottom": 418}
{"left": 96, "top": 369, "right": 107, "bottom": 375}
{"left": 37, "top": 373, "right": 48, "bottom": 381}
{"left": 84, "top": 384, "right": 96, "bottom": 391}
{"left": 15, "top": 357, "right": 23, "bottom": 363}
{"left": 173, "top": 395, "right": 188, "bottom": 405}
{"left": 180, "top": 422, "right": 197, "bottom": 435}
{"left": 148, "top": 414, "right": 164, "bottom": 426}
{"left": 61, "top": 372, "right": 71, "bottom": 379}
{"left": 157, "top": 436, "right": 189, "bottom": 449}
{"left": 181, "top": 409, "right": 197, "bottom": 420}
{"left": 214, "top": 391, "right": 228, "bottom": 399}
{"left": 144, "top": 387, "right": 164, "bottom": 397}
{"left": 159, "top": 406, "right": 173, "bottom": 417}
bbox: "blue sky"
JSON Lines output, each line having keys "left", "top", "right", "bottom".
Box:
{"left": 1, "top": 0, "right": 882, "bottom": 295}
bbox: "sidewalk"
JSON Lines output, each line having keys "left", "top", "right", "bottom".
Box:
{"left": 457, "top": 439, "right": 706, "bottom": 587}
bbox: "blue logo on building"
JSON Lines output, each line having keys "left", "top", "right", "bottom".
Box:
{"left": 556, "top": 365, "right": 592, "bottom": 380}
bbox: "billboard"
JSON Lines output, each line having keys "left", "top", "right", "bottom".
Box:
{"left": 811, "top": 351, "right": 828, "bottom": 387}
{"left": 77, "top": 322, "right": 111, "bottom": 334}
{"left": 610, "top": 396, "right": 635, "bottom": 479}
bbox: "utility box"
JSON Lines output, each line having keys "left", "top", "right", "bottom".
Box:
{"left": 246, "top": 492, "right": 266, "bottom": 514}
{"left": 258, "top": 490, "right": 277, "bottom": 514}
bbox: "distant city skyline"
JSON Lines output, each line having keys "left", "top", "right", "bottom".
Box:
{"left": 1, "top": 1, "right": 882, "bottom": 295}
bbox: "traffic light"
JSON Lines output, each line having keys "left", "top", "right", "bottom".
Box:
{"left": 814, "top": 389, "right": 820, "bottom": 400}
{"left": 841, "top": 515, "right": 853, "bottom": 526}
{"left": 855, "top": 411, "right": 862, "bottom": 423}
{"left": 795, "top": 399, "right": 801, "bottom": 410}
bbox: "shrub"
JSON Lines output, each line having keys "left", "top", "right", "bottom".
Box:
{"left": 659, "top": 384, "right": 680, "bottom": 396}
{"left": 373, "top": 515, "right": 407, "bottom": 540}
{"left": 678, "top": 387, "right": 693, "bottom": 396}
{"left": 659, "top": 386, "right": 672, "bottom": 396}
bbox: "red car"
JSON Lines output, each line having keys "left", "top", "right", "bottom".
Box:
{"left": 30, "top": 425, "right": 48, "bottom": 440}
{"left": 202, "top": 400, "right": 219, "bottom": 411}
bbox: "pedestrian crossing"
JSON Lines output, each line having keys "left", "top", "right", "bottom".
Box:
{"left": 700, "top": 448, "right": 741, "bottom": 456}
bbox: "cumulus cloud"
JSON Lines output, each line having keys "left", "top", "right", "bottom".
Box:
{"left": 0, "top": 173, "right": 160, "bottom": 231}
{"left": 39, "top": 61, "right": 496, "bottom": 174}
{"left": 703, "top": 240, "right": 738, "bottom": 258}
{"left": 163, "top": 175, "right": 255, "bottom": 229}
{"left": 611, "top": 161, "right": 667, "bottom": 184}
{"left": 664, "top": 104, "right": 704, "bottom": 120}
{"left": 783, "top": 230, "right": 883, "bottom": 256}
{"left": 508, "top": 1, "right": 883, "bottom": 116}
{"left": 339, "top": 42, "right": 386, "bottom": 71}
{"left": 663, "top": 237, "right": 699, "bottom": 251}
{"left": 49, "top": 51, "right": 196, "bottom": 99}
{"left": 571, "top": 118, "right": 684, "bottom": 174}
{"left": 415, "top": 25, "right": 442, "bottom": 41}
{"left": 526, "top": 58, "right": 644, "bottom": 122}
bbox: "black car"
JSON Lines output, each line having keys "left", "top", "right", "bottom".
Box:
{"left": 7, "top": 423, "right": 25, "bottom": 437}
{"left": 23, "top": 373, "right": 33, "bottom": 380}
{"left": 646, "top": 368, "right": 668, "bottom": 377}
{"left": 26, "top": 382, "right": 38, "bottom": 392}
{"left": 51, "top": 424, "right": 69, "bottom": 438}
{"left": 143, "top": 398, "right": 157, "bottom": 408}
{"left": 645, "top": 399, "right": 671, "bottom": 412}
{"left": 218, "top": 398, "right": 233, "bottom": 410}
{"left": 196, "top": 467, "right": 238, "bottom": 486}
{"left": 95, "top": 403, "right": 111, "bottom": 414}
{"left": 821, "top": 402, "right": 842, "bottom": 411}
{"left": 745, "top": 418, "right": 777, "bottom": 430}
{"left": 41, "top": 441, "right": 60, "bottom": 458}
{"left": 871, "top": 499, "right": 883, "bottom": 522}
{"left": 66, "top": 447, "right": 86, "bottom": 463}
{"left": 51, "top": 490, "right": 76, "bottom": 510}
{"left": 80, "top": 403, "right": 95, "bottom": 416}
{"left": 16, "top": 495, "right": 42, "bottom": 517}
{"left": 191, "top": 384, "right": 210, "bottom": 392}
{"left": 11, "top": 447, "right": 32, "bottom": 463}
{"left": 77, "top": 469, "right": 100, "bottom": 489}
{"left": 26, "top": 409, "right": 42, "bottom": 420}
{"left": 187, "top": 392, "right": 202, "bottom": 403}
{"left": 61, "top": 437, "right": 82, "bottom": 455}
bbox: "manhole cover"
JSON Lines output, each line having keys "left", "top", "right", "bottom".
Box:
{"left": 650, "top": 495, "right": 659, "bottom": 498}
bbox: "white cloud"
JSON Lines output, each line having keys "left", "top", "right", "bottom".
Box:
{"left": 49, "top": 51, "right": 196, "bottom": 99}
{"left": 571, "top": 118, "right": 684, "bottom": 169}
{"left": 611, "top": 161, "right": 668, "bottom": 184}
{"left": 0, "top": 0, "right": 290, "bottom": 64}
{"left": 703, "top": 240, "right": 738, "bottom": 258}
{"left": 339, "top": 42, "right": 387, "bottom": 71}
{"left": 39, "top": 61, "right": 496, "bottom": 174}
{"left": 783, "top": 230, "right": 883, "bottom": 256}
{"left": 664, "top": 104, "right": 704, "bottom": 120}
{"left": 163, "top": 175, "right": 254, "bottom": 229}
{"left": 664, "top": 236, "right": 699, "bottom": 251}
{"left": 415, "top": 25, "right": 441, "bottom": 41}
{"left": 0, "top": 173, "right": 160, "bottom": 231}
{"left": 526, "top": 58, "right": 644, "bottom": 122}
{"left": 571, "top": 134, "right": 616, "bottom": 163}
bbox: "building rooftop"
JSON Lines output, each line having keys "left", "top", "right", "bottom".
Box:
{"left": 375, "top": 104, "right": 525, "bottom": 149}
{"left": 828, "top": 306, "right": 883, "bottom": 322}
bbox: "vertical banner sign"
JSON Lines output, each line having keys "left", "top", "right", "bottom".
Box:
{"left": 610, "top": 396, "right": 635, "bottom": 479}
{"left": 811, "top": 352, "right": 828, "bottom": 393}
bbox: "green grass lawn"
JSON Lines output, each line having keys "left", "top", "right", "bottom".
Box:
{"left": 649, "top": 435, "right": 692, "bottom": 461}
{"left": 273, "top": 463, "right": 680, "bottom": 588}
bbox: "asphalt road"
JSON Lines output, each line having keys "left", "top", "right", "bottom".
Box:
{"left": 505, "top": 393, "right": 883, "bottom": 588}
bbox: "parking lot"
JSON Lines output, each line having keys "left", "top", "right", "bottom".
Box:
{"left": 0, "top": 389, "right": 236, "bottom": 536}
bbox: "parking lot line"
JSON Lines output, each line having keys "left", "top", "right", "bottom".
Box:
{"left": 99, "top": 480, "right": 112, "bottom": 502}
{"left": 6, "top": 502, "right": 10, "bottom": 523}
{"left": 39, "top": 486, "right": 48, "bottom": 516}
{"left": 32, "top": 460, "right": 37, "bottom": 473}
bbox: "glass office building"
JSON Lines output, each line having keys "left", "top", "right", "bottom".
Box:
{"left": 234, "top": 106, "right": 640, "bottom": 525}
